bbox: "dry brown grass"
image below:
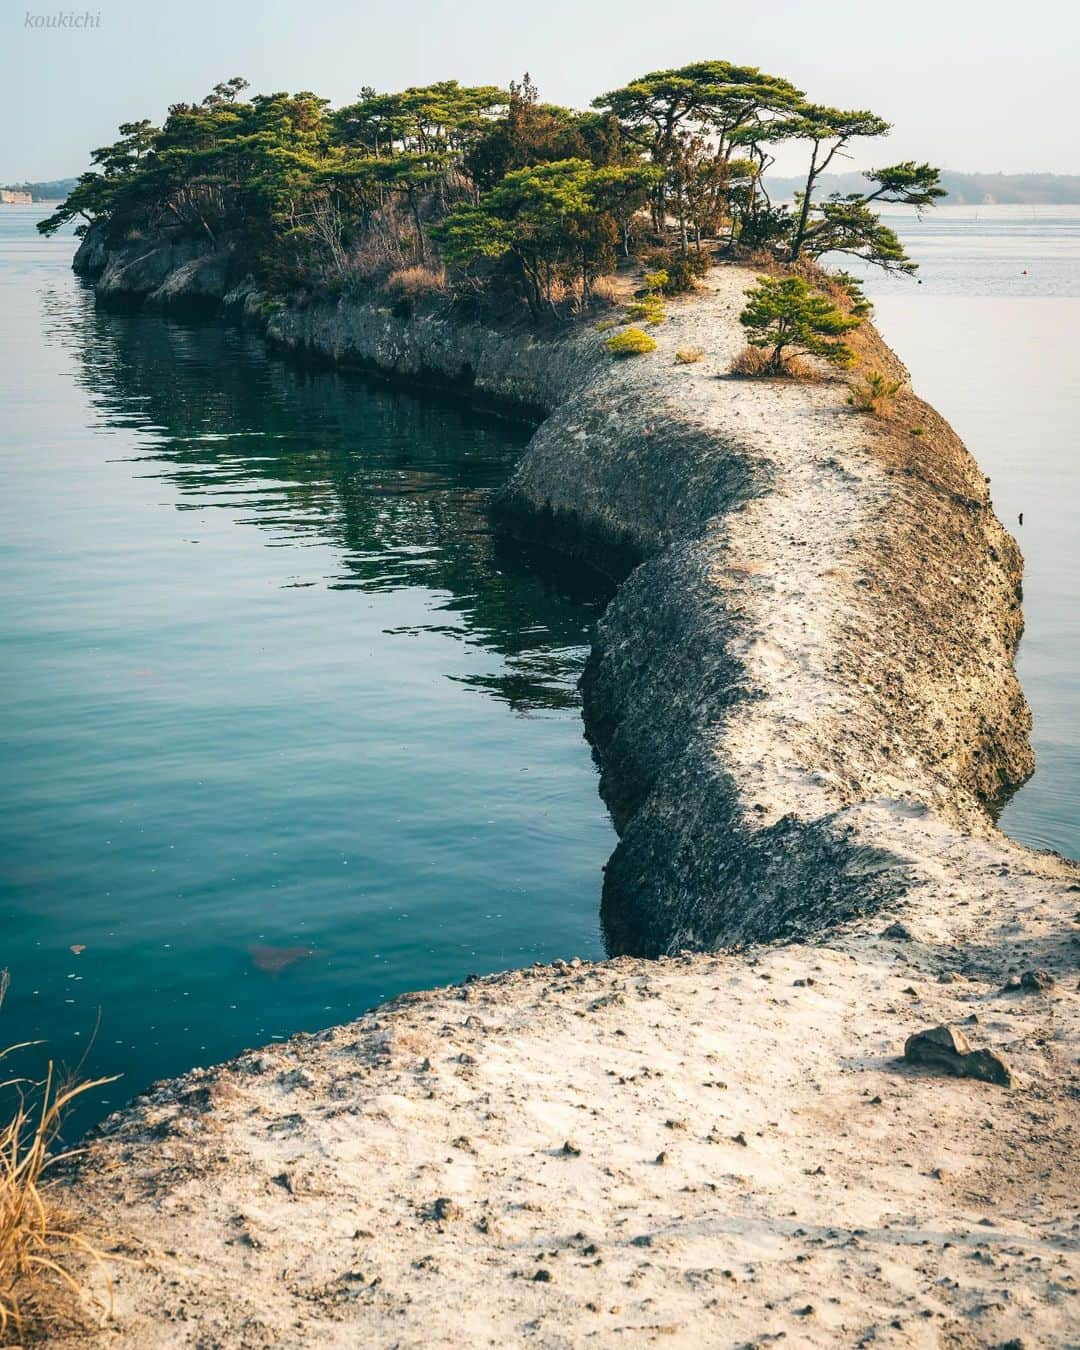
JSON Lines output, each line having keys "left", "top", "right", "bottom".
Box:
{"left": 1, "top": 971, "right": 118, "bottom": 1343}
{"left": 728, "top": 345, "right": 813, "bottom": 379}
{"left": 383, "top": 265, "right": 448, "bottom": 299}
{"left": 674, "top": 347, "right": 704, "bottom": 364}
{"left": 588, "top": 275, "right": 621, "bottom": 306}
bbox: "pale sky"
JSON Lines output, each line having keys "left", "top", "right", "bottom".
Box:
{"left": 2, "top": 0, "right": 1077, "bottom": 182}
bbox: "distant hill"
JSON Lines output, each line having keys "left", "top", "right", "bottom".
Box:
{"left": 762, "top": 170, "right": 1080, "bottom": 205}
{"left": 0, "top": 178, "right": 78, "bottom": 202}
{"left": 9, "top": 171, "right": 1079, "bottom": 207}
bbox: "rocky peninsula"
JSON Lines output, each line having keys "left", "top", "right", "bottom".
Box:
{"left": 52, "top": 230, "right": 1080, "bottom": 1348}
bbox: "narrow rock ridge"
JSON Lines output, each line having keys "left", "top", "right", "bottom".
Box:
{"left": 262, "top": 269, "right": 1035, "bottom": 954}
{"left": 57, "top": 229, "right": 1080, "bottom": 1350}
{"left": 73, "top": 224, "right": 1039, "bottom": 952}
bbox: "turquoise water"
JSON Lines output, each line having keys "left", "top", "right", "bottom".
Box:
{"left": 3, "top": 204, "right": 1076, "bottom": 1136}
{"left": 0, "top": 208, "right": 614, "bottom": 1132}
{"left": 850, "top": 206, "right": 1079, "bottom": 859}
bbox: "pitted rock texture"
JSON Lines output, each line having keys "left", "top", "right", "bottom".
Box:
{"left": 265, "top": 268, "right": 1036, "bottom": 952}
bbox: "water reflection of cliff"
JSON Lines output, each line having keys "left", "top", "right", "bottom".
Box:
{"left": 50, "top": 286, "right": 612, "bottom": 712}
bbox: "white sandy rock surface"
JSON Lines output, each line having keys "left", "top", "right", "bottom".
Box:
{"left": 58, "top": 839, "right": 1078, "bottom": 1348}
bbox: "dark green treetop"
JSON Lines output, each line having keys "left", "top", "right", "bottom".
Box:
{"left": 739, "top": 274, "right": 863, "bottom": 371}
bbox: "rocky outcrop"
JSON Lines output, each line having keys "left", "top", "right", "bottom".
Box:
{"left": 74, "top": 240, "right": 1039, "bottom": 957}
{"left": 72, "top": 219, "right": 110, "bottom": 278}
{"left": 75, "top": 224, "right": 234, "bottom": 313}
{"left": 57, "top": 236, "right": 1080, "bottom": 1350}
{"left": 263, "top": 272, "right": 1036, "bottom": 954}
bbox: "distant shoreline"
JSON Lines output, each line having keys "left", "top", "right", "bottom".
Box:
{"left": 9, "top": 171, "right": 1080, "bottom": 211}
{"left": 764, "top": 169, "right": 1080, "bottom": 206}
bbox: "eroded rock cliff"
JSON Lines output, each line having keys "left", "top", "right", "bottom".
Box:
{"left": 261, "top": 268, "right": 1035, "bottom": 954}
{"left": 71, "top": 226, "right": 1038, "bottom": 953}
{"left": 53, "top": 229, "right": 1080, "bottom": 1350}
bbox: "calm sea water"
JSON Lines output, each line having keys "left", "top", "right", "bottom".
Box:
{"left": 2, "top": 204, "right": 1076, "bottom": 1134}
{"left": 0, "top": 207, "right": 613, "bottom": 1131}
{"left": 847, "top": 206, "right": 1079, "bottom": 858}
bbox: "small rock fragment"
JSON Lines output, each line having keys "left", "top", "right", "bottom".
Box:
{"left": 423, "top": 1197, "right": 463, "bottom": 1224}
{"left": 1020, "top": 969, "right": 1054, "bottom": 992}
{"left": 903, "top": 1024, "right": 1012, "bottom": 1087}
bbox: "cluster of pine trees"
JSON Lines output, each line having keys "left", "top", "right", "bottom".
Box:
{"left": 40, "top": 63, "right": 944, "bottom": 315}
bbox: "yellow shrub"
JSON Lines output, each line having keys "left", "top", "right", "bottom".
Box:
{"left": 604, "top": 327, "right": 658, "bottom": 356}
{"left": 383, "top": 265, "right": 447, "bottom": 298}
{"left": 626, "top": 298, "right": 666, "bottom": 325}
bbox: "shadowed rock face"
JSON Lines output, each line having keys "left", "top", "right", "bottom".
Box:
{"left": 75, "top": 222, "right": 234, "bottom": 315}
{"left": 79, "top": 236, "right": 1036, "bottom": 956}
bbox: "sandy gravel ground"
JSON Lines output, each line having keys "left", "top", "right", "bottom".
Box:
{"left": 56, "top": 823, "right": 1078, "bottom": 1348}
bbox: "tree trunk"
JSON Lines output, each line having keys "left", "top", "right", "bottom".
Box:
{"left": 791, "top": 143, "right": 820, "bottom": 261}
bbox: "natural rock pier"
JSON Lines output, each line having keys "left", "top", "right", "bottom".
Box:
{"left": 56, "top": 232, "right": 1080, "bottom": 1347}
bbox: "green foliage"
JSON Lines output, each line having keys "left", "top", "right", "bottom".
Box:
{"left": 832, "top": 270, "right": 873, "bottom": 316}
{"left": 333, "top": 80, "right": 508, "bottom": 158}
{"left": 593, "top": 61, "right": 802, "bottom": 249}
{"left": 603, "top": 327, "right": 657, "bottom": 355}
{"left": 739, "top": 274, "right": 862, "bottom": 372}
{"left": 792, "top": 161, "right": 945, "bottom": 273}
{"left": 639, "top": 246, "right": 710, "bottom": 293}
{"left": 793, "top": 196, "right": 911, "bottom": 273}
{"left": 431, "top": 206, "right": 511, "bottom": 265}
{"left": 734, "top": 202, "right": 792, "bottom": 250}
{"left": 463, "top": 74, "right": 627, "bottom": 191}
{"left": 36, "top": 118, "right": 160, "bottom": 236}
{"left": 847, "top": 369, "right": 903, "bottom": 413}
{"left": 626, "top": 295, "right": 666, "bottom": 324}
{"left": 41, "top": 58, "right": 943, "bottom": 311}
{"left": 435, "top": 158, "right": 657, "bottom": 313}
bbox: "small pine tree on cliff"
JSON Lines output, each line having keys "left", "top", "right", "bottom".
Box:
{"left": 738, "top": 275, "right": 862, "bottom": 373}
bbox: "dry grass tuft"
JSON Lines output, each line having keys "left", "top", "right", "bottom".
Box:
{"left": 1, "top": 971, "right": 119, "bottom": 1343}
{"left": 674, "top": 347, "right": 704, "bottom": 365}
{"left": 728, "top": 345, "right": 812, "bottom": 379}
{"left": 383, "top": 265, "right": 447, "bottom": 299}
{"left": 729, "top": 344, "right": 773, "bottom": 376}
{"left": 588, "top": 275, "right": 621, "bottom": 306}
